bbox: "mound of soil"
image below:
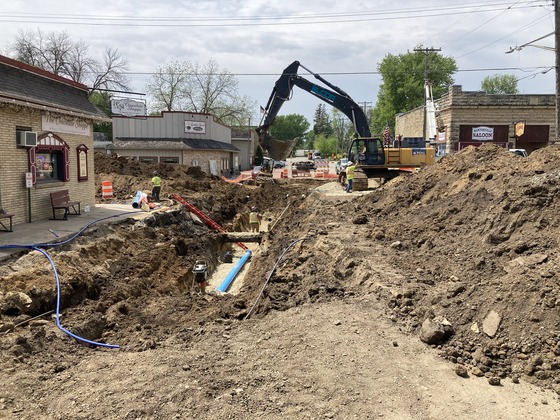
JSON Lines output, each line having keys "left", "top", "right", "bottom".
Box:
{"left": 1, "top": 145, "right": 560, "bottom": 419}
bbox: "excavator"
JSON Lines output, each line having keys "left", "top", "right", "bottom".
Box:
{"left": 256, "top": 61, "right": 435, "bottom": 190}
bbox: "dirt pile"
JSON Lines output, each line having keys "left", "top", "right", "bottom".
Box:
{"left": 0, "top": 146, "right": 559, "bottom": 418}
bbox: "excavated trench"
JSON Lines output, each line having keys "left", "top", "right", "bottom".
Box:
{"left": 0, "top": 207, "right": 264, "bottom": 346}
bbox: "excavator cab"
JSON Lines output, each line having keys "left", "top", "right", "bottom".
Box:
{"left": 348, "top": 138, "right": 385, "bottom": 166}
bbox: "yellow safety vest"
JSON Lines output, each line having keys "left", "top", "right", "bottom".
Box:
{"left": 346, "top": 165, "right": 356, "bottom": 180}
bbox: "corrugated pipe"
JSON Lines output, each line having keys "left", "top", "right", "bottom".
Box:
{"left": 216, "top": 249, "right": 252, "bottom": 293}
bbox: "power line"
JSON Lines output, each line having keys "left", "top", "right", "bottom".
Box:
{"left": 0, "top": 2, "right": 548, "bottom": 27}
{"left": 113, "top": 66, "right": 554, "bottom": 77}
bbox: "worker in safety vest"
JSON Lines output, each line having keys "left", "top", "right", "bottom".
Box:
{"left": 345, "top": 161, "right": 356, "bottom": 193}
{"left": 249, "top": 206, "right": 262, "bottom": 232}
{"left": 151, "top": 171, "right": 161, "bottom": 202}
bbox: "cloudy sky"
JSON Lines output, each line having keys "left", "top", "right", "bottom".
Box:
{"left": 0, "top": 1, "right": 555, "bottom": 125}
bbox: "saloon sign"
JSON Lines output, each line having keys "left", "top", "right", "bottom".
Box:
{"left": 472, "top": 126, "right": 494, "bottom": 141}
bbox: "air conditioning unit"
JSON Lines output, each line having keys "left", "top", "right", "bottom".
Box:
{"left": 17, "top": 131, "right": 38, "bottom": 147}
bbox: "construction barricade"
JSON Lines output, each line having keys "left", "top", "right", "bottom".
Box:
{"left": 101, "top": 181, "right": 113, "bottom": 199}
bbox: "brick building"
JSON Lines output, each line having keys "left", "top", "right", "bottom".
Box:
{"left": 111, "top": 111, "right": 244, "bottom": 176}
{"left": 0, "top": 55, "right": 109, "bottom": 226}
{"left": 395, "top": 85, "right": 555, "bottom": 156}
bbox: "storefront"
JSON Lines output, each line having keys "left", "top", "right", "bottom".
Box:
{"left": 0, "top": 55, "right": 110, "bottom": 225}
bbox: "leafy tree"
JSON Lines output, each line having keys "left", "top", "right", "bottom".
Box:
{"left": 146, "top": 59, "right": 256, "bottom": 126}
{"left": 10, "top": 29, "right": 129, "bottom": 94}
{"left": 481, "top": 74, "right": 518, "bottom": 94}
{"left": 89, "top": 91, "right": 113, "bottom": 137}
{"left": 269, "top": 114, "right": 309, "bottom": 140}
{"left": 331, "top": 108, "right": 354, "bottom": 156}
{"left": 313, "top": 104, "right": 334, "bottom": 137}
{"left": 254, "top": 145, "right": 264, "bottom": 166}
{"left": 372, "top": 47, "right": 457, "bottom": 134}
{"left": 314, "top": 134, "right": 337, "bottom": 158}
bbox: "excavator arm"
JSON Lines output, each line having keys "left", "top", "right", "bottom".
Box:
{"left": 256, "top": 61, "right": 371, "bottom": 160}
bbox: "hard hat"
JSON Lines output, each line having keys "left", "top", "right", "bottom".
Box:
{"left": 347, "top": 161, "right": 353, "bottom": 165}
{"left": 251, "top": 206, "right": 257, "bottom": 211}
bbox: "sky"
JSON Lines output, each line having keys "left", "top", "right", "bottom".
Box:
{"left": 0, "top": 1, "right": 556, "bottom": 127}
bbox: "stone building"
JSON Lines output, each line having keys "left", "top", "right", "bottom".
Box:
{"left": 111, "top": 111, "right": 243, "bottom": 176}
{"left": 0, "top": 55, "right": 109, "bottom": 226}
{"left": 395, "top": 85, "right": 555, "bottom": 156}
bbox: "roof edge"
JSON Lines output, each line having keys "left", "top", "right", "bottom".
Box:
{"left": 0, "top": 54, "right": 89, "bottom": 92}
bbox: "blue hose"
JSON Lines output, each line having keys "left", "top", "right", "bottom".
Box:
{"left": 0, "top": 211, "right": 138, "bottom": 349}
{"left": 216, "top": 249, "right": 252, "bottom": 293}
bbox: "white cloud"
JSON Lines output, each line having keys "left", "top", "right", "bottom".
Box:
{"left": 0, "top": 0, "right": 555, "bottom": 124}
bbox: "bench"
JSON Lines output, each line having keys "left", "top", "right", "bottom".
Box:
{"left": 50, "top": 190, "right": 81, "bottom": 220}
{"left": 0, "top": 213, "right": 14, "bottom": 232}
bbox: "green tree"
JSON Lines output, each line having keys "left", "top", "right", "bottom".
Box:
{"left": 481, "top": 74, "right": 518, "bottom": 94}
{"left": 372, "top": 47, "right": 457, "bottom": 134}
{"left": 269, "top": 114, "right": 309, "bottom": 140}
{"left": 331, "top": 108, "right": 354, "bottom": 156}
{"left": 314, "top": 134, "right": 337, "bottom": 158}
{"left": 146, "top": 59, "right": 256, "bottom": 126}
{"left": 313, "top": 104, "right": 334, "bottom": 137}
{"left": 89, "top": 91, "right": 113, "bottom": 137}
{"left": 254, "top": 145, "right": 264, "bottom": 166}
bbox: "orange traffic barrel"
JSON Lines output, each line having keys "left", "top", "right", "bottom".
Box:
{"left": 102, "top": 181, "right": 113, "bottom": 199}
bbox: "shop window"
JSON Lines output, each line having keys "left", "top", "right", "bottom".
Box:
{"left": 30, "top": 133, "right": 70, "bottom": 184}
{"left": 36, "top": 151, "right": 63, "bottom": 182}
{"left": 139, "top": 156, "right": 158, "bottom": 163}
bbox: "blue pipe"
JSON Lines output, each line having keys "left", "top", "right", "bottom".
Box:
{"left": 216, "top": 249, "right": 252, "bottom": 293}
{"left": 0, "top": 211, "right": 138, "bottom": 349}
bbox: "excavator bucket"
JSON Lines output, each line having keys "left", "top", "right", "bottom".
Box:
{"left": 258, "top": 132, "right": 298, "bottom": 161}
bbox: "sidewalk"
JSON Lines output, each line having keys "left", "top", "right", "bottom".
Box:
{"left": 0, "top": 203, "right": 157, "bottom": 261}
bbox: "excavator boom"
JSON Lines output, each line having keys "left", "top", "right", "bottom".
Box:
{"left": 256, "top": 61, "right": 370, "bottom": 160}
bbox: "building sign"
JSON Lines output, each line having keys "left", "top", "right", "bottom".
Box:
{"left": 472, "top": 126, "right": 494, "bottom": 141}
{"left": 42, "top": 114, "right": 91, "bottom": 136}
{"left": 515, "top": 121, "right": 526, "bottom": 137}
{"left": 185, "top": 121, "right": 206, "bottom": 134}
{"left": 111, "top": 98, "right": 147, "bottom": 117}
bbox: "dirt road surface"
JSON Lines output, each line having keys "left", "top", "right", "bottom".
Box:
{"left": 1, "top": 146, "right": 560, "bottom": 419}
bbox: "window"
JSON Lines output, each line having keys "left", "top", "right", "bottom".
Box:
{"left": 36, "top": 151, "right": 63, "bottom": 182}
{"left": 31, "top": 133, "right": 70, "bottom": 184}
{"left": 139, "top": 156, "right": 158, "bottom": 163}
{"left": 160, "top": 157, "right": 179, "bottom": 164}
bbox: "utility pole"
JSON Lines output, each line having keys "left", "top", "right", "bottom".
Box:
{"left": 358, "top": 101, "right": 372, "bottom": 120}
{"left": 414, "top": 47, "right": 441, "bottom": 140}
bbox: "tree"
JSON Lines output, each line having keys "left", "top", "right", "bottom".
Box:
{"left": 372, "top": 48, "right": 457, "bottom": 135}
{"left": 269, "top": 114, "right": 309, "bottom": 141}
{"left": 89, "top": 91, "right": 113, "bottom": 138}
{"left": 314, "top": 134, "right": 337, "bottom": 158}
{"left": 331, "top": 108, "right": 354, "bottom": 156}
{"left": 10, "top": 29, "right": 129, "bottom": 94}
{"left": 146, "top": 59, "right": 256, "bottom": 126}
{"left": 313, "top": 104, "right": 334, "bottom": 137}
{"left": 146, "top": 61, "right": 190, "bottom": 112}
{"left": 481, "top": 74, "right": 518, "bottom": 94}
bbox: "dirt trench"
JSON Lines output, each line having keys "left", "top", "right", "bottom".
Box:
{"left": 1, "top": 148, "right": 560, "bottom": 419}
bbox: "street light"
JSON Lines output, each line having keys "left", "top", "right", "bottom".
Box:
{"left": 505, "top": 31, "right": 555, "bottom": 53}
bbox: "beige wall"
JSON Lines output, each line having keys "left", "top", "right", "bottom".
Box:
{"left": 0, "top": 106, "right": 96, "bottom": 224}
{"left": 395, "top": 86, "right": 556, "bottom": 154}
